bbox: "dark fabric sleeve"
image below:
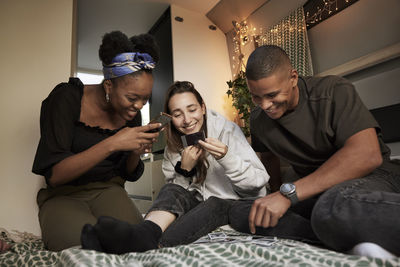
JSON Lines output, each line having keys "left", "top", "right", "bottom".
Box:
{"left": 118, "top": 157, "right": 145, "bottom": 182}
{"left": 32, "top": 80, "right": 82, "bottom": 182}
{"left": 331, "top": 77, "right": 380, "bottom": 148}
{"left": 116, "top": 110, "right": 145, "bottom": 181}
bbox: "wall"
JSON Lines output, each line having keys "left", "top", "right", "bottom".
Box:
{"left": 308, "top": 0, "right": 400, "bottom": 75}
{"left": 0, "top": 0, "right": 74, "bottom": 235}
{"left": 77, "top": 0, "right": 169, "bottom": 71}
{"left": 170, "top": 5, "right": 235, "bottom": 120}
{"left": 307, "top": 0, "right": 400, "bottom": 109}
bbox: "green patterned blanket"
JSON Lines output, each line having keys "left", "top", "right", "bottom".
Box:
{"left": 1, "top": 227, "right": 399, "bottom": 266}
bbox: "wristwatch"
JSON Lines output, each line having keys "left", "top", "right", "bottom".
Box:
{"left": 280, "top": 183, "right": 299, "bottom": 206}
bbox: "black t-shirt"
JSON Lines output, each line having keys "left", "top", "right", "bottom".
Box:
{"left": 32, "top": 78, "right": 144, "bottom": 186}
{"left": 251, "top": 75, "right": 391, "bottom": 177}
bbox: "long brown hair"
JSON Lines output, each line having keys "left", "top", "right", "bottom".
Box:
{"left": 163, "top": 81, "right": 209, "bottom": 184}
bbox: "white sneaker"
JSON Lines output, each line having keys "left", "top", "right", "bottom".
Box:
{"left": 348, "top": 242, "right": 397, "bottom": 259}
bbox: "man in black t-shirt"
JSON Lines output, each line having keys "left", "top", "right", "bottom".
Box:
{"left": 229, "top": 45, "right": 400, "bottom": 257}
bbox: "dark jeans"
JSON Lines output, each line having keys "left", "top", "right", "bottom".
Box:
{"left": 311, "top": 161, "right": 400, "bottom": 255}
{"left": 229, "top": 161, "right": 400, "bottom": 255}
{"left": 148, "top": 183, "right": 233, "bottom": 247}
{"left": 228, "top": 197, "right": 321, "bottom": 245}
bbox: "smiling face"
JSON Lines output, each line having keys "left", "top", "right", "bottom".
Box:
{"left": 168, "top": 92, "right": 206, "bottom": 135}
{"left": 247, "top": 69, "right": 299, "bottom": 119}
{"left": 104, "top": 72, "right": 153, "bottom": 121}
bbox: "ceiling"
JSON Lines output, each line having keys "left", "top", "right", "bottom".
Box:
{"left": 147, "top": 0, "right": 220, "bottom": 15}
{"left": 77, "top": 0, "right": 268, "bottom": 71}
{"left": 206, "top": 0, "right": 269, "bottom": 33}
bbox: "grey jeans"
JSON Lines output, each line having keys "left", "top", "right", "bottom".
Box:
{"left": 229, "top": 160, "right": 400, "bottom": 255}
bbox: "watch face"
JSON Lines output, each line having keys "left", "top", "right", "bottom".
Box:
{"left": 281, "top": 183, "right": 295, "bottom": 194}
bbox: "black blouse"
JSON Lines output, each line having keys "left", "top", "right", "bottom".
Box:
{"left": 32, "top": 78, "right": 144, "bottom": 186}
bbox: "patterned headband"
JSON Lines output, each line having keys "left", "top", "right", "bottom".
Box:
{"left": 102, "top": 52, "right": 155, "bottom": 79}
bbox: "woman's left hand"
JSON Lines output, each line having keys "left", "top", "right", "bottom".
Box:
{"left": 198, "top": 138, "right": 228, "bottom": 160}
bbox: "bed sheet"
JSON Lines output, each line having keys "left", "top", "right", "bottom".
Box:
{"left": 1, "top": 227, "right": 399, "bottom": 267}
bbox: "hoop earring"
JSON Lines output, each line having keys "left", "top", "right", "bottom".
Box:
{"left": 105, "top": 93, "right": 110, "bottom": 103}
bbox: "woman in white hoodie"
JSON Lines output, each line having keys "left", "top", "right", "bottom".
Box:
{"left": 81, "top": 81, "right": 269, "bottom": 254}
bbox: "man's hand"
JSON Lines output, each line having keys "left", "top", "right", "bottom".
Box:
{"left": 248, "top": 191, "right": 291, "bottom": 234}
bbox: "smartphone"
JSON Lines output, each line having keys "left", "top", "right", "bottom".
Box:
{"left": 181, "top": 131, "right": 206, "bottom": 147}
{"left": 146, "top": 112, "right": 172, "bottom": 133}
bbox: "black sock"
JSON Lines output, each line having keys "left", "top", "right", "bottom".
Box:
{"left": 93, "top": 216, "right": 162, "bottom": 254}
{"left": 81, "top": 224, "right": 104, "bottom": 252}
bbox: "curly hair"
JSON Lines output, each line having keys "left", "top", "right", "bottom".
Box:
{"left": 130, "top": 34, "right": 160, "bottom": 64}
{"left": 99, "top": 31, "right": 159, "bottom": 65}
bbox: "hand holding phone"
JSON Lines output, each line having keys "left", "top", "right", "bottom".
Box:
{"left": 146, "top": 112, "right": 172, "bottom": 133}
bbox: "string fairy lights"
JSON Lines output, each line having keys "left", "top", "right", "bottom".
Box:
{"left": 230, "top": 0, "right": 358, "bottom": 77}
{"left": 304, "top": 0, "right": 358, "bottom": 29}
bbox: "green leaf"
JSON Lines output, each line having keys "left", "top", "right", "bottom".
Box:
{"left": 225, "top": 71, "right": 253, "bottom": 137}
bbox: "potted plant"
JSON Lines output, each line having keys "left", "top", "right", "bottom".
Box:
{"left": 226, "top": 71, "right": 255, "bottom": 137}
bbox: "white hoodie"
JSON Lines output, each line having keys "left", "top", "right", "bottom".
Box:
{"left": 162, "top": 109, "right": 269, "bottom": 201}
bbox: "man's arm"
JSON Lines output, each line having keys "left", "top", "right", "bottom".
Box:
{"left": 294, "top": 127, "right": 382, "bottom": 200}
{"left": 249, "top": 127, "right": 382, "bottom": 233}
{"left": 260, "top": 152, "right": 281, "bottom": 192}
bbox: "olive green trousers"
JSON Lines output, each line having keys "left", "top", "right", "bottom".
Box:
{"left": 37, "top": 177, "right": 143, "bottom": 251}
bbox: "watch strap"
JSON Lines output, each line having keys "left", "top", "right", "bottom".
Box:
{"left": 287, "top": 191, "right": 299, "bottom": 205}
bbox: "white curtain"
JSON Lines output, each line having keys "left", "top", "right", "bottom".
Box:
{"left": 256, "top": 7, "right": 314, "bottom": 76}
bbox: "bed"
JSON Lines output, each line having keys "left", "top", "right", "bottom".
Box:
{"left": 1, "top": 226, "right": 399, "bottom": 267}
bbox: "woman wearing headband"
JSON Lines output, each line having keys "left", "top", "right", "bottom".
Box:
{"left": 32, "top": 31, "right": 160, "bottom": 251}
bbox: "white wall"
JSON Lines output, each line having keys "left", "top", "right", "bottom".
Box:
{"left": 0, "top": 0, "right": 74, "bottom": 235}
{"left": 170, "top": 5, "right": 235, "bottom": 120}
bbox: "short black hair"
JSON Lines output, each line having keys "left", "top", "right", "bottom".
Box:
{"left": 246, "top": 45, "right": 292, "bottom": 81}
